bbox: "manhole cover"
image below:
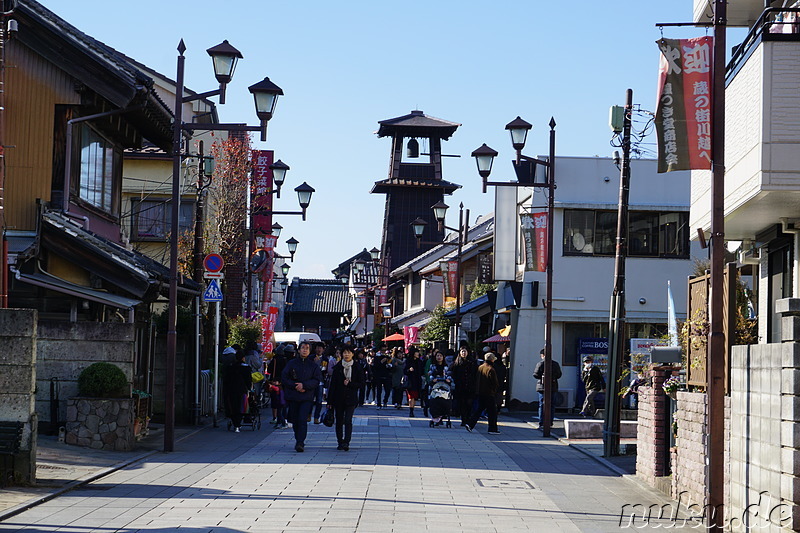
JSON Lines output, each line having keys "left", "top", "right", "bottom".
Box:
{"left": 476, "top": 479, "right": 534, "bottom": 490}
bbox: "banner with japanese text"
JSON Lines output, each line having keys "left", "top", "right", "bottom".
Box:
{"left": 375, "top": 287, "right": 387, "bottom": 307}
{"left": 404, "top": 326, "right": 419, "bottom": 349}
{"left": 655, "top": 37, "right": 713, "bottom": 173}
{"left": 261, "top": 306, "right": 279, "bottom": 354}
{"left": 520, "top": 212, "right": 548, "bottom": 272}
{"left": 254, "top": 234, "right": 278, "bottom": 312}
{"left": 251, "top": 150, "right": 274, "bottom": 234}
{"left": 478, "top": 252, "right": 493, "bottom": 284}
{"left": 357, "top": 295, "right": 367, "bottom": 319}
{"left": 440, "top": 261, "right": 459, "bottom": 300}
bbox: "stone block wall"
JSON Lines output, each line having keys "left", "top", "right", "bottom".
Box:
{"left": 636, "top": 366, "right": 675, "bottom": 486}
{"left": 729, "top": 341, "right": 800, "bottom": 532}
{"left": 36, "top": 321, "right": 135, "bottom": 431}
{"left": 65, "top": 398, "right": 134, "bottom": 451}
{"left": 0, "top": 309, "right": 37, "bottom": 484}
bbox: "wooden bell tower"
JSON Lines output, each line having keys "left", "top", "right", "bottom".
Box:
{"left": 371, "top": 110, "right": 461, "bottom": 273}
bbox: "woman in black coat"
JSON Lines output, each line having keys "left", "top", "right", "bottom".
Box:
{"left": 404, "top": 348, "right": 424, "bottom": 417}
{"left": 327, "top": 345, "right": 364, "bottom": 451}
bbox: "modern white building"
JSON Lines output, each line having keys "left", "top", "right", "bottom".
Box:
{"left": 499, "top": 157, "right": 698, "bottom": 405}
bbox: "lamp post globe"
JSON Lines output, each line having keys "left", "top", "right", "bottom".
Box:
{"left": 206, "top": 40, "right": 243, "bottom": 104}
{"left": 271, "top": 222, "right": 282, "bottom": 238}
{"left": 431, "top": 201, "right": 449, "bottom": 224}
{"left": 269, "top": 159, "right": 289, "bottom": 196}
{"left": 369, "top": 247, "right": 380, "bottom": 261}
{"left": 248, "top": 77, "right": 284, "bottom": 141}
{"left": 295, "top": 182, "right": 315, "bottom": 211}
{"left": 286, "top": 237, "right": 299, "bottom": 255}
{"left": 471, "top": 144, "right": 498, "bottom": 179}
{"left": 410, "top": 217, "right": 428, "bottom": 239}
{"left": 505, "top": 116, "right": 533, "bottom": 152}
{"left": 280, "top": 263, "right": 290, "bottom": 277}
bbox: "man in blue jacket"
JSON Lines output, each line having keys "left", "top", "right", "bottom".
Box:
{"left": 281, "top": 341, "right": 323, "bottom": 452}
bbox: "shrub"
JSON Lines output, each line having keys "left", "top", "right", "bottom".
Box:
{"left": 77, "top": 362, "right": 128, "bottom": 398}
{"left": 226, "top": 315, "right": 261, "bottom": 347}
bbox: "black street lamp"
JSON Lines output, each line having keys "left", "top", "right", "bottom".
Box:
{"left": 286, "top": 237, "right": 299, "bottom": 260}
{"left": 280, "top": 262, "right": 291, "bottom": 277}
{"left": 248, "top": 77, "right": 284, "bottom": 142}
{"left": 269, "top": 159, "right": 289, "bottom": 198}
{"left": 472, "top": 117, "right": 556, "bottom": 437}
{"left": 271, "top": 222, "right": 282, "bottom": 238}
{"left": 410, "top": 202, "right": 470, "bottom": 348}
{"left": 167, "top": 38, "right": 284, "bottom": 452}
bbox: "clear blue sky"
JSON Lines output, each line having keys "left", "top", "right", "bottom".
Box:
{"left": 53, "top": 1, "right": 730, "bottom": 279}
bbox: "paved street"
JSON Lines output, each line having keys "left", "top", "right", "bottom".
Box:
{"left": 0, "top": 407, "right": 689, "bottom": 532}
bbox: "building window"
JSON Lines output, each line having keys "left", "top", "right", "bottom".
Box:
{"left": 73, "top": 124, "right": 121, "bottom": 214}
{"left": 131, "top": 198, "right": 194, "bottom": 241}
{"left": 563, "top": 209, "right": 688, "bottom": 258}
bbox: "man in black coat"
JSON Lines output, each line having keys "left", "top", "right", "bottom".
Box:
{"left": 451, "top": 347, "right": 477, "bottom": 426}
{"left": 533, "top": 348, "right": 562, "bottom": 428}
{"left": 580, "top": 355, "right": 605, "bottom": 417}
{"left": 281, "top": 341, "right": 322, "bottom": 452}
{"left": 466, "top": 353, "right": 500, "bottom": 434}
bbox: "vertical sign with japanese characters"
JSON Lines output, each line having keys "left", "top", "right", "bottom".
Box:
{"left": 440, "top": 261, "right": 458, "bottom": 300}
{"left": 520, "top": 212, "right": 548, "bottom": 272}
{"left": 261, "top": 306, "right": 279, "bottom": 353}
{"left": 404, "top": 326, "right": 419, "bottom": 349}
{"left": 478, "top": 252, "right": 493, "bottom": 284}
{"left": 655, "top": 37, "right": 713, "bottom": 173}
{"left": 357, "top": 295, "right": 367, "bottom": 319}
{"left": 251, "top": 150, "right": 274, "bottom": 235}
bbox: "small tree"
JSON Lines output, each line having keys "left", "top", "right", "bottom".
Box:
{"left": 420, "top": 304, "right": 453, "bottom": 347}
{"left": 465, "top": 281, "right": 497, "bottom": 302}
{"left": 371, "top": 324, "right": 385, "bottom": 347}
{"left": 226, "top": 315, "right": 261, "bottom": 347}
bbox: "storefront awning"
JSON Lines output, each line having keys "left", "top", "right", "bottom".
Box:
{"left": 14, "top": 269, "right": 142, "bottom": 310}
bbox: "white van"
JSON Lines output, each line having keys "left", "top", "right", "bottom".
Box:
{"left": 273, "top": 331, "right": 322, "bottom": 346}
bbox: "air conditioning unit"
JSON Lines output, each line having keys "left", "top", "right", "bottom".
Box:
{"left": 554, "top": 389, "right": 575, "bottom": 412}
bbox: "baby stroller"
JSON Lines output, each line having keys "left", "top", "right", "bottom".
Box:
{"left": 428, "top": 382, "right": 453, "bottom": 428}
{"left": 228, "top": 390, "right": 262, "bottom": 431}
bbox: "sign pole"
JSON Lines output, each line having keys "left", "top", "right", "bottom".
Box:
{"left": 213, "top": 300, "right": 220, "bottom": 428}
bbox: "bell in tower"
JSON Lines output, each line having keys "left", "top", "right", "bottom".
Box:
{"left": 370, "top": 110, "right": 461, "bottom": 273}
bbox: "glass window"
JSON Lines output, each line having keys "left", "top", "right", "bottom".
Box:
{"left": 594, "top": 212, "right": 617, "bottom": 255}
{"left": 659, "top": 212, "right": 689, "bottom": 257}
{"left": 629, "top": 212, "right": 659, "bottom": 256}
{"left": 76, "top": 125, "right": 119, "bottom": 213}
{"left": 563, "top": 209, "right": 688, "bottom": 259}
{"left": 131, "top": 199, "right": 194, "bottom": 241}
{"left": 563, "top": 211, "right": 595, "bottom": 254}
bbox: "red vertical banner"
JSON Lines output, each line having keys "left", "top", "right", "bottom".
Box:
{"left": 404, "top": 326, "right": 419, "bottom": 349}
{"left": 655, "top": 37, "right": 713, "bottom": 172}
{"left": 533, "top": 212, "right": 548, "bottom": 272}
{"left": 254, "top": 234, "right": 278, "bottom": 312}
{"left": 375, "top": 287, "right": 386, "bottom": 306}
{"left": 251, "top": 150, "right": 274, "bottom": 235}
{"left": 440, "top": 261, "right": 459, "bottom": 300}
{"left": 261, "top": 305, "right": 279, "bottom": 353}
{"left": 357, "top": 295, "right": 367, "bottom": 319}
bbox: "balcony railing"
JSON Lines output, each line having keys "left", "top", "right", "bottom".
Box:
{"left": 728, "top": 8, "right": 800, "bottom": 82}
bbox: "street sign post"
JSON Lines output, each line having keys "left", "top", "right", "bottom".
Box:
{"left": 203, "top": 279, "right": 223, "bottom": 302}
{"left": 203, "top": 253, "right": 224, "bottom": 273}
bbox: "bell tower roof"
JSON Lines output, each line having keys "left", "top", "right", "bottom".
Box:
{"left": 377, "top": 110, "right": 460, "bottom": 139}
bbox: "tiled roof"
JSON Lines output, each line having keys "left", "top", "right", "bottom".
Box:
{"left": 377, "top": 110, "right": 460, "bottom": 139}
{"left": 287, "top": 279, "right": 350, "bottom": 314}
{"left": 370, "top": 177, "right": 461, "bottom": 194}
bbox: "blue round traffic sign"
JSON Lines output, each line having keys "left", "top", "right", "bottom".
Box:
{"left": 204, "top": 253, "right": 224, "bottom": 272}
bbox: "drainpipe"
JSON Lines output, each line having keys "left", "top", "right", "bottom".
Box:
{"left": 63, "top": 106, "right": 143, "bottom": 229}
{"left": 779, "top": 218, "right": 800, "bottom": 297}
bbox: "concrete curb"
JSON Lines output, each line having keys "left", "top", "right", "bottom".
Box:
{"left": 525, "top": 421, "right": 631, "bottom": 477}
{"left": 0, "top": 425, "right": 207, "bottom": 523}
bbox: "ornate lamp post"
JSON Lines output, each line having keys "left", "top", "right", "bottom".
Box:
{"left": 167, "top": 38, "right": 283, "bottom": 452}
{"left": 472, "top": 117, "right": 556, "bottom": 436}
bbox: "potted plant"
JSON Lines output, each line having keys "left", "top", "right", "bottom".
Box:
{"left": 662, "top": 375, "right": 681, "bottom": 400}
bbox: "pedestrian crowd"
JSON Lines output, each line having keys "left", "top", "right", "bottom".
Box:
{"left": 219, "top": 340, "right": 511, "bottom": 451}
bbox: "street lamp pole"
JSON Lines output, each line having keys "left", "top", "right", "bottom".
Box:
{"left": 472, "top": 117, "right": 557, "bottom": 437}
{"left": 166, "top": 38, "right": 284, "bottom": 452}
{"left": 412, "top": 203, "right": 469, "bottom": 349}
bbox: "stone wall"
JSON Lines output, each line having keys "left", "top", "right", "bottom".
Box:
{"left": 36, "top": 321, "right": 135, "bottom": 431}
{"left": 729, "top": 341, "right": 800, "bottom": 532}
{"left": 671, "top": 392, "right": 730, "bottom": 511}
{"left": 0, "top": 309, "right": 37, "bottom": 484}
{"left": 636, "top": 366, "right": 675, "bottom": 488}
{"left": 65, "top": 398, "right": 134, "bottom": 451}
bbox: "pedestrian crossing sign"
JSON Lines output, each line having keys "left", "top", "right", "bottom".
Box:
{"left": 203, "top": 279, "right": 223, "bottom": 302}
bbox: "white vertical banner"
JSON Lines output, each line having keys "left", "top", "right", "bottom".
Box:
{"left": 494, "top": 186, "right": 519, "bottom": 281}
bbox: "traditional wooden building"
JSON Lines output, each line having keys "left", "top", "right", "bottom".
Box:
{"left": 370, "top": 110, "right": 461, "bottom": 273}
